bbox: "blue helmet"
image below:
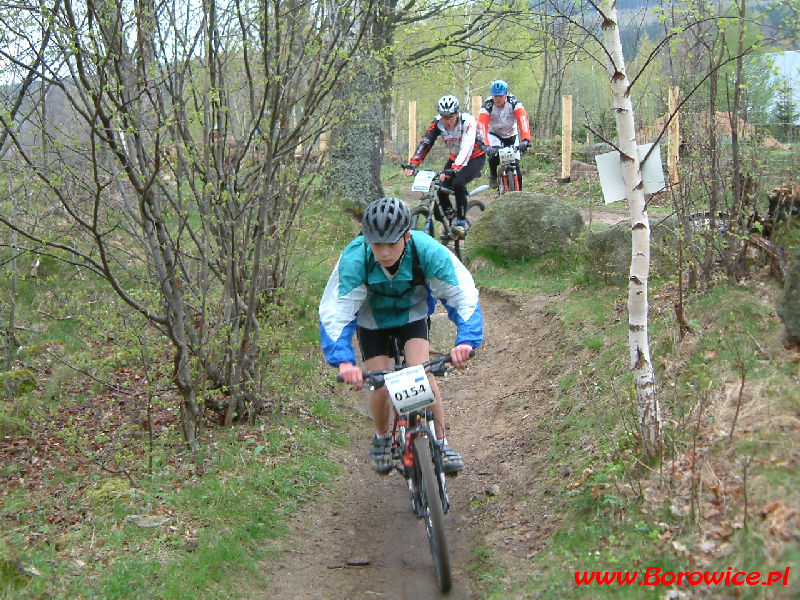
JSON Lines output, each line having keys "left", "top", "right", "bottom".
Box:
{"left": 490, "top": 79, "right": 509, "bottom": 96}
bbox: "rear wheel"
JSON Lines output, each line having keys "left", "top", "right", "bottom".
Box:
{"left": 410, "top": 205, "right": 433, "bottom": 237}
{"left": 413, "top": 435, "right": 452, "bottom": 592}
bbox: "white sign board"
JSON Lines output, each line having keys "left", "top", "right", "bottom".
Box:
{"left": 595, "top": 143, "right": 666, "bottom": 205}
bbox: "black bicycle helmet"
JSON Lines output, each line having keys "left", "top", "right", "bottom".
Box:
{"left": 362, "top": 197, "right": 411, "bottom": 244}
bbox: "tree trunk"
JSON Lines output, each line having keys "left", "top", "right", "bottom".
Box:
{"left": 598, "top": 0, "right": 662, "bottom": 459}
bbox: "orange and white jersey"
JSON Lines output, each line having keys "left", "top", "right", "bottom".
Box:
{"left": 477, "top": 94, "right": 531, "bottom": 144}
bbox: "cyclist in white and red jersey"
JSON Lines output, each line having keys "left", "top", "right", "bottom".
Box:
{"left": 404, "top": 94, "right": 486, "bottom": 238}
{"left": 477, "top": 80, "right": 532, "bottom": 189}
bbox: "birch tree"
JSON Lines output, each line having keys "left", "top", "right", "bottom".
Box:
{"left": 595, "top": 0, "right": 661, "bottom": 458}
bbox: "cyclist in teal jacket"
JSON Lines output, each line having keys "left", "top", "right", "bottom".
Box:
{"left": 319, "top": 197, "right": 483, "bottom": 474}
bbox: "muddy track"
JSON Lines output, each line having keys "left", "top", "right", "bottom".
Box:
{"left": 263, "top": 288, "right": 567, "bottom": 599}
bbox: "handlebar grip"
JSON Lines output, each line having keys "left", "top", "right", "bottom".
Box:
{"left": 336, "top": 375, "right": 344, "bottom": 382}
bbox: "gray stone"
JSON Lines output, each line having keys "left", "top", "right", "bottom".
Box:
{"left": 580, "top": 142, "right": 615, "bottom": 164}
{"left": 463, "top": 191, "right": 584, "bottom": 262}
{"left": 584, "top": 215, "right": 682, "bottom": 287}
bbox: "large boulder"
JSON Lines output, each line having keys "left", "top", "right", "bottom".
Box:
{"left": 580, "top": 142, "right": 614, "bottom": 164}
{"left": 584, "top": 215, "right": 682, "bottom": 286}
{"left": 0, "top": 368, "right": 37, "bottom": 396}
{"left": 464, "top": 191, "right": 584, "bottom": 261}
{"left": 777, "top": 245, "right": 800, "bottom": 344}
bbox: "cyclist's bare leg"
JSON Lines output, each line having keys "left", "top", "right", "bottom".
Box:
{"left": 403, "top": 337, "right": 446, "bottom": 440}
{"left": 363, "top": 355, "right": 393, "bottom": 435}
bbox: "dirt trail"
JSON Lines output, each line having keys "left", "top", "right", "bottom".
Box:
{"left": 263, "top": 289, "right": 567, "bottom": 599}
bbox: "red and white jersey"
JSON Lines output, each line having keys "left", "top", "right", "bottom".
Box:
{"left": 477, "top": 94, "right": 531, "bottom": 143}
{"left": 409, "top": 111, "right": 484, "bottom": 171}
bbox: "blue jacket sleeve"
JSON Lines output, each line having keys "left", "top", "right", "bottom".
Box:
{"left": 412, "top": 232, "right": 483, "bottom": 349}
{"left": 318, "top": 242, "right": 368, "bottom": 366}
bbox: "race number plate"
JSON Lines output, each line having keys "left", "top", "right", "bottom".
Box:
{"left": 411, "top": 170, "right": 436, "bottom": 192}
{"left": 498, "top": 145, "right": 519, "bottom": 165}
{"left": 385, "top": 365, "right": 436, "bottom": 414}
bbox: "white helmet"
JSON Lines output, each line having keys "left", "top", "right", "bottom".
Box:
{"left": 437, "top": 94, "right": 460, "bottom": 116}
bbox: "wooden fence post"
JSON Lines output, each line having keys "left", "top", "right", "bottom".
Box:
{"left": 319, "top": 132, "right": 328, "bottom": 165}
{"left": 668, "top": 86, "right": 680, "bottom": 185}
{"left": 560, "top": 94, "right": 573, "bottom": 183}
{"left": 471, "top": 95, "right": 482, "bottom": 117}
{"left": 408, "top": 100, "right": 417, "bottom": 162}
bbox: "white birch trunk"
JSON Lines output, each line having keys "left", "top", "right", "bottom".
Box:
{"left": 598, "top": 0, "right": 662, "bottom": 457}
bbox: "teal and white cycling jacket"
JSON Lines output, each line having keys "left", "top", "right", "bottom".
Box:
{"left": 319, "top": 230, "right": 483, "bottom": 367}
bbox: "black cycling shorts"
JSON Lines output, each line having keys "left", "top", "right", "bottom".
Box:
{"left": 357, "top": 319, "right": 430, "bottom": 362}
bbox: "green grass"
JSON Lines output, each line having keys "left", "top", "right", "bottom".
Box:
{"left": 472, "top": 247, "right": 589, "bottom": 294}
{"left": 1, "top": 415, "right": 345, "bottom": 599}
{"left": 0, "top": 192, "right": 355, "bottom": 600}
{"left": 2, "top": 160, "right": 798, "bottom": 599}
{"left": 459, "top": 221, "right": 800, "bottom": 598}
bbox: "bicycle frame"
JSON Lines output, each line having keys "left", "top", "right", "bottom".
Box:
{"left": 411, "top": 171, "right": 461, "bottom": 239}
{"left": 360, "top": 337, "right": 451, "bottom": 515}
{"left": 391, "top": 384, "right": 451, "bottom": 517}
{"left": 407, "top": 167, "right": 487, "bottom": 260}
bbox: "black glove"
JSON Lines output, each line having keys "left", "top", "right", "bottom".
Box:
{"left": 442, "top": 168, "right": 456, "bottom": 179}
{"left": 519, "top": 140, "right": 530, "bottom": 153}
{"left": 484, "top": 145, "right": 498, "bottom": 157}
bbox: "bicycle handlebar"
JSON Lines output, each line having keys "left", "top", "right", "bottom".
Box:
{"left": 401, "top": 164, "right": 456, "bottom": 195}
{"left": 336, "top": 350, "right": 475, "bottom": 386}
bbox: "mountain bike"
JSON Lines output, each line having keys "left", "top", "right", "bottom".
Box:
{"left": 337, "top": 341, "right": 472, "bottom": 592}
{"left": 404, "top": 166, "right": 487, "bottom": 260}
{"left": 493, "top": 144, "right": 522, "bottom": 195}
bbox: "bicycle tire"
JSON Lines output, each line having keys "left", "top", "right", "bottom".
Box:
{"left": 451, "top": 199, "right": 485, "bottom": 260}
{"left": 499, "top": 170, "right": 509, "bottom": 195}
{"left": 507, "top": 168, "right": 520, "bottom": 192}
{"left": 410, "top": 205, "right": 434, "bottom": 237}
{"left": 413, "top": 435, "right": 452, "bottom": 592}
{"left": 467, "top": 198, "right": 485, "bottom": 214}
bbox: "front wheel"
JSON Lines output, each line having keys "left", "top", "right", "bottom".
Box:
{"left": 500, "top": 168, "right": 520, "bottom": 194}
{"left": 410, "top": 205, "right": 434, "bottom": 237}
{"left": 413, "top": 435, "right": 452, "bottom": 592}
